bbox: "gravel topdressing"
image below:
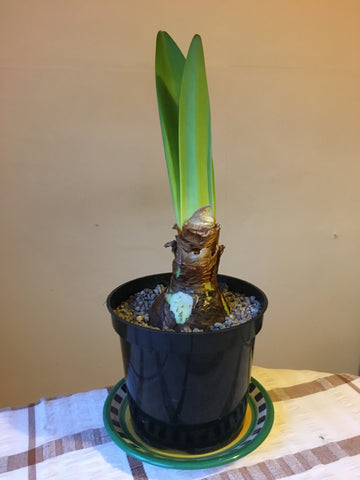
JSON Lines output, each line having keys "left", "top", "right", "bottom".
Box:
{"left": 114, "top": 283, "right": 262, "bottom": 332}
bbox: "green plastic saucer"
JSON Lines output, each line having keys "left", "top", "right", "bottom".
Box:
{"left": 103, "top": 377, "right": 274, "bottom": 470}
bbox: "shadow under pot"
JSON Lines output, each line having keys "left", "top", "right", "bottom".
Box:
{"left": 107, "top": 272, "right": 267, "bottom": 453}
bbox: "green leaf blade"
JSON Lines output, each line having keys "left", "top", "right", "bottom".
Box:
{"left": 179, "top": 34, "right": 215, "bottom": 227}
{"left": 155, "top": 31, "right": 185, "bottom": 227}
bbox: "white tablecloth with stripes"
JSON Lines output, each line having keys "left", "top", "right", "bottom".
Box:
{"left": 1, "top": 366, "right": 359, "bottom": 479}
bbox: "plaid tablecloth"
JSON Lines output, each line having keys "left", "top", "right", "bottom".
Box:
{"left": 1, "top": 366, "right": 359, "bottom": 479}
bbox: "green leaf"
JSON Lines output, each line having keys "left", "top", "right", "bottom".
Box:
{"left": 155, "top": 31, "right": 185, "bottom": 227}
{"left": 178, "top": 34, "right": 214, "bottom": 227}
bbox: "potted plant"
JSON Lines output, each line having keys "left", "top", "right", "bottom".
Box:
{"left": 105, "top": 31, "right": 268, "bottom": 455}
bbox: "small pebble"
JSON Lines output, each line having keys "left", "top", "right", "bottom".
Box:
{"left": 180, "top": 326, "right": 192, "bottom": 333}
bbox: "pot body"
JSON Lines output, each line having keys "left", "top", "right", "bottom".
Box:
{"left": 107, "top": 273, "right": 267, "bottom": 452}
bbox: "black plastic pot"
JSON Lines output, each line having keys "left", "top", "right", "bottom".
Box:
{"left": 107, "top": 273, "right": 267, "bottom": 453}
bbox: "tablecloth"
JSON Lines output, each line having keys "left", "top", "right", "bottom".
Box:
{"left": 1, "top": 366, "right": 359, "bottom": 479}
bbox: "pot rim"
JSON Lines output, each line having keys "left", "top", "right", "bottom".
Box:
{"left": 107, "top": 272, "right": 267, "bottom": 339}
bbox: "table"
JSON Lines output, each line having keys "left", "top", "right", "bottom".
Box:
{"left": 1, "top": 366, "right": 359, "bottom": 479}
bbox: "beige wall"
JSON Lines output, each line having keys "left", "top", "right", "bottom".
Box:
{"left": 1, "top": 0, "right": 359, "bottom": 407}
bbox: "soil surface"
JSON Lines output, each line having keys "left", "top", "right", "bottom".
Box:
{"left": 114, "top": 283, "right": 262, "bottom": 332}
